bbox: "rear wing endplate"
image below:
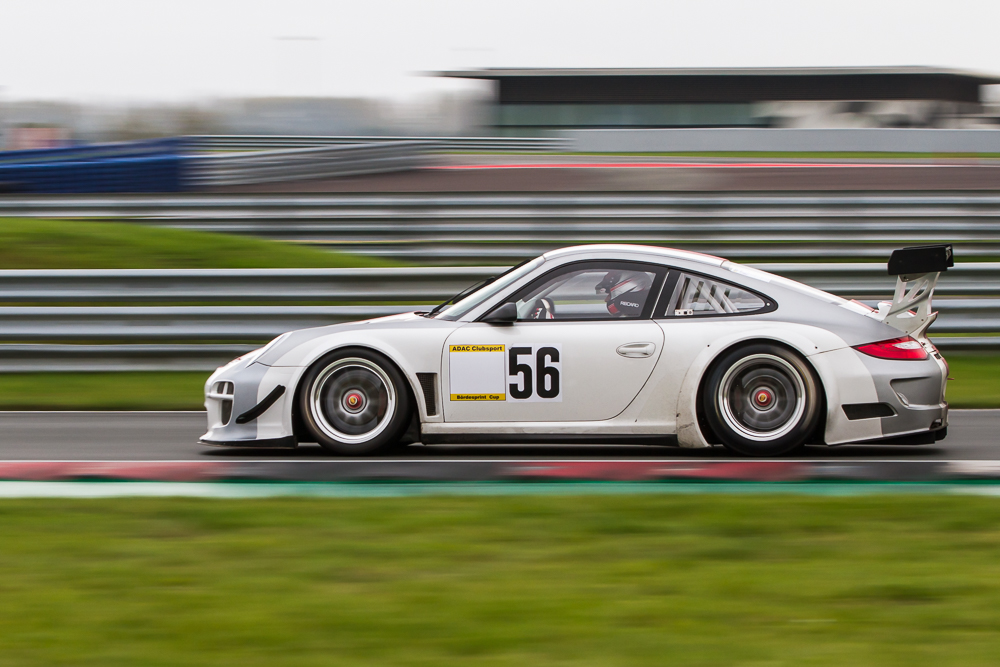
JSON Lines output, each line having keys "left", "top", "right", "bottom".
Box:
{"left": 878, "top": 244, "right": 953, "bottom": 337}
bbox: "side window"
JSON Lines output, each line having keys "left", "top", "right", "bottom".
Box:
{"left": 511, "top": 263, "right": 663, "bottom": 321}
{"left": 668, "top": 273, "right": 766, "bottom": 316}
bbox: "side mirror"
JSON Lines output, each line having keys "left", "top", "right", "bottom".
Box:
{"left": 483, "top": 302, "right": 518, "bottom": 324}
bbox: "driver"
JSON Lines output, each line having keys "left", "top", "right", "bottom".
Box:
{"left": 596, "top": 271, "right": 652, "bottom": 317}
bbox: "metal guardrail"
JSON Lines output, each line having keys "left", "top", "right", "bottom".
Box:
{"left": 0, "top": 307, "right": 994, "bottom": 372}
{"left": 188, "top": 142, "right": 432, "bottom": 187}
{"left": 1, "top": 263, "right": 999, "bottom": 371}
{"left": 562, "top": 127, "right": 1000, "bottom": 153}
{"left": 4, "top": 338, "right": 994, "bottom": 373}
{"left": 0, "top": 305, "right": 415, "bottom": 342}
{"left": 0, "top": 344, "right": 258, "bottom": 372}
{"left": 1, "top": 264, "right": 997, "bottom": 304}
{"left": 0, "top": 138, "right": 436, "bottom": 193}
{"left": 3, "top": 192, "right": 1000, "bottom": 262}
{"left": 0, "top": 139, "right": 185, "bottom": 194}
{"left": 1, "top": 301, "right": 993, "bottom": 343}
{"left": 186, "top": 135, "right": 571, "bottom": 152}
{"left": 753, "top": 263, "right": 1000, "bottom": 298}
{"left": 0, "top": 267, "right": 492, "bottom": 303}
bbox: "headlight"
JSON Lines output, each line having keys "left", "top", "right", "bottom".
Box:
{"left": 216, "top": 333, "right": 291, "bottom": 371}
{"left": 256, "top": 332, "right": 291, "bottom": 360}
{"left": 234, "top": 347, "right": 265, "bottom": 365}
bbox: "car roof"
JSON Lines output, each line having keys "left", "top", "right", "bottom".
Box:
{"left": 542, "top": 244, "right": 727, "bottom": 267}
{"left": 542, "top": 244, "right": 855, "bottom": 308}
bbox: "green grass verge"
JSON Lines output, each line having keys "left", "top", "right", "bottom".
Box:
{"left": 0, "top": 217, "right": 396, "bottom": 269}
{"left": 3, "top": 494, "right": 1000, "bottom": 665}
{"left": 943, "top": 354, "right": 1000, "bottom": 409}
{"left": 1, "top": 353, "right": 998, "bottom": 411}
{"left": 0, "top": 372, "right": 207, "bottom": 410}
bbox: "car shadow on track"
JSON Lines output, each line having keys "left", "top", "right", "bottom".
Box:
{"left": 198, "top": 442, "right": 948, "bottom": 460}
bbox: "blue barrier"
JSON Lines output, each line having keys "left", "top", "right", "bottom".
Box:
{"left": 0, "top": 139, "right": 187, "bottom": 193}
{"left": 0, "top": 138, "right": 185, "bottom": 164}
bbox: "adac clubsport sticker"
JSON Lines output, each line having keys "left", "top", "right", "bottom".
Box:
{"left": 449, "top": 345, "right": 506, "bottom": 401}
{"left": 449, "top": 343, "right": 563, "bottom": 402}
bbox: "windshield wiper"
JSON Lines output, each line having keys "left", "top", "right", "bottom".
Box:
{"left": 425, "top": 276, "right": 496, "bottom": 317}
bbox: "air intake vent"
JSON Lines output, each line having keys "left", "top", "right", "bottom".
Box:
{"left": 843, "top": 403, "right": 896, "bottom": 420}
{"left": 214, "top": 381, "right": 234, "bottom": 395}
{"left": 220, "top": 399, "right": 233, "bottom": 425}
{"left": 417, "top": 373, "right": 438, "bottom": 416}
{"left": 213, "top": 381, "right": 235, "bottom": 425}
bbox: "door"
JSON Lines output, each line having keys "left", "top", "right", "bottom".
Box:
{"left": 443, "top": 261, "right": 667, "bottom": 423}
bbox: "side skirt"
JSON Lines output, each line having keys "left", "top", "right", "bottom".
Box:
{"left": 420, "top": 433, "right": 679, "bottom": 446}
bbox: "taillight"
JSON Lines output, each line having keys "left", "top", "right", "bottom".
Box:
{"left": 854, "top": 336, "right": 928, "bottom": 360}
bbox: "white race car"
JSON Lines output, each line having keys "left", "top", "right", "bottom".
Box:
{"left": 201, "top": 244, "right": 951, "bottom": 457}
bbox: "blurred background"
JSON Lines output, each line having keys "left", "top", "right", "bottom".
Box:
{"left": 6, "top": 4, "right": 1000, "bottom": 665}
{"left": 0, "top": 0, "right": 999, "bottom": 408}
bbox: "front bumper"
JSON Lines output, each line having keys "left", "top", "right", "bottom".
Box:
{"left": 199, "top": 435, "right": 297, "bottom": 449}
{"left": 201, "top": 356, "right": 299, "bottom": 448}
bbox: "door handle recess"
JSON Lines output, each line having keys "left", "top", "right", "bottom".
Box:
{"left": 617, "top": 342, "right": 656, "bottom": 358}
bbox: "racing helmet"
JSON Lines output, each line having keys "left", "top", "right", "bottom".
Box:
{"left": 596, "top": 270, "right": 652, "bottom": 317}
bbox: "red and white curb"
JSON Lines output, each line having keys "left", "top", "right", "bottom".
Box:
{"left": 0, "top": 460, "right": 997, "bottom": 485}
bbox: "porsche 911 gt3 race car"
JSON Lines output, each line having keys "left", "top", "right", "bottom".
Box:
{"left": 201, "top": 243, "right": 952, "bottom": 457}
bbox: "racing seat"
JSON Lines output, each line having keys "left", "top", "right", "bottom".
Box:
{"left": 528, "top": 297, "right": 556, "bottom": 320}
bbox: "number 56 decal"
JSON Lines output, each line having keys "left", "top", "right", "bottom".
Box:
{"left": 508, "top": 344, "right": 562, "bottom": 402}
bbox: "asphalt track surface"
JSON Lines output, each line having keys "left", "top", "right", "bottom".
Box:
{"left": 0, "top": 410, "right": 997, "bottom": 462}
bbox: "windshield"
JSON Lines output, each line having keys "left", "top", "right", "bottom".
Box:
{"left": 426, "top": 277, "right": 496, "bottom": 317}
{"left": 434, "top": 257, "right": 545, "bottom": 320}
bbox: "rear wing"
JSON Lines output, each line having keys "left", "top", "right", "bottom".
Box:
{"left": 878, "top": 244, "right": 953, "bottom": 337}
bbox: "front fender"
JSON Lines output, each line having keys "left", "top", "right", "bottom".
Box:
{"left": 265, "top": 326, "right": 456, "bottom": 426}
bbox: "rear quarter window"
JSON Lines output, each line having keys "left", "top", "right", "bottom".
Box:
{"left": 661, "top": 272, "right": 774, "bottom": 317}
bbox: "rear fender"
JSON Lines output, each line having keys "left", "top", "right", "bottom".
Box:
{"left": 672, "top": 326, "right": 837, "bottom": 448}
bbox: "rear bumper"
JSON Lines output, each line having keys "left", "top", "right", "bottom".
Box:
{"left": 842, "top": 422, "right": 948, "bottom": 446}
{"left": 848, "top": 348, "right": 949, "bottom": 444}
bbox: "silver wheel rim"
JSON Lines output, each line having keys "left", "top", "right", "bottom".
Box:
{"left": 309, "top": 357, "right": 396, "bottom": 444}
{"left": 718, "top": 353, "right": 806, "bottom": 442}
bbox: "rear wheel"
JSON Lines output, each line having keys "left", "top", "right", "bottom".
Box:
{"left": 299, "top": 348, "right": 412, "bottom": 456}
{"left": 702, "top": 343, "right": 821, "bottom": 457}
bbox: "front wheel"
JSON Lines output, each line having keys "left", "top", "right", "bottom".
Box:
{"left": 701, "top": 343, "right": 822, "bottom": 457}
{"left": 299, "top": 348, "right": 413, "bottom": 456}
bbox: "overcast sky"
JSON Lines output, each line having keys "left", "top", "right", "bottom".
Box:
{"left": 1, "top": 0, "right": 998, "bottom": 103}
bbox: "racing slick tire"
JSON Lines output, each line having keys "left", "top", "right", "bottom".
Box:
{"left": 298, "top": 347, "right": 413, "bottom": 456}
{"left": 701, "top": 343, "right": 822, "bottom": 457}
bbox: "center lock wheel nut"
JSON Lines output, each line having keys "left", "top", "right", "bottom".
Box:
{"left": 343, "top": 392, "right": 365, "bottom": 412}
{"left": 754, "top": 388, "right": 774, "bottom": 408}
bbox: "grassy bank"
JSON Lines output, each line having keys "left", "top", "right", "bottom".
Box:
{"left": 942, "top": 353, "right": 1000, "bottom": 409}
{"left": 0, "top": 217, "right": 395, "bottom": 269}
{"left": 2, "top": 494, "right": 1000, "bottom": 665}
{"left": 0, "top": 353, "right": 997, "bottom": 411}
{"left": 0, "top": 372, "right": 207, "bottom": 410}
